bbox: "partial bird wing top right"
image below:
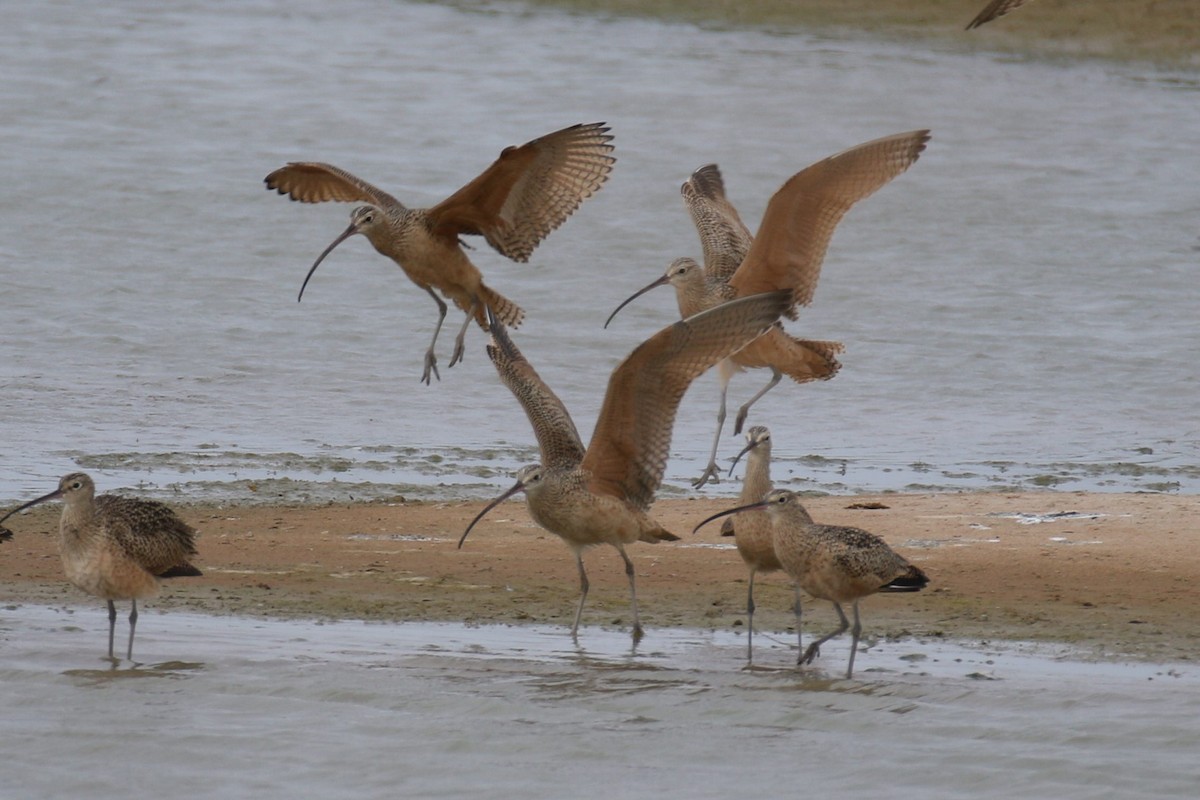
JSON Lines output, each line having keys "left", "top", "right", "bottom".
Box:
{"left": 485, "top": 314, "right": 587, "bottom": 471}
{"left": 728, "top": 129, "right": 930, "bottom": 312}
{"left": 426, "top": 122, "right": 616, "bottom": 262}
{"left": 966, "top": 0, "right": 1032, "bottom": 30}
{"left": 681, "top": 164, "right": 754, "bottom": 282}
{"left": 264, "top": 162, "right": 404, "bottom": 208}
{"left": 581, "top": 291, "right": 790, "bottom": 511}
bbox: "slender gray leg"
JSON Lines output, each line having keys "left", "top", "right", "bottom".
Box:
{"left": 127, "top": 599, "right": 138, "bottom": 662}
{"left": 745, "top": 569, "right": 757, "bottom": 663}
{"left": 694, "top": 380, "right": 730, "bottom": 489}
{"left": 420, "top": 287, "right": 449, "bottom": 385}
{"left": 106, "top": 600, "right": 117, "bottom": 660}
{"left": 734, "top": 368, "right": 781, "bottom": 435}
{"left": 615, "top": 544, "right": 643, "bottom": 641}
{"left": 571, "top": 550, "right": 589, "bottom": 640}
{"left": 800, "top": 602, "right": 849, "bottom": 668}
{"left": 845, "top": 601, "right": 862, "bottom": 679}
{"left": 792, "top": 584, "right": 803, "bottom": 655}
{"left": 448, "top": 299, "right": 477, "bottom": 369}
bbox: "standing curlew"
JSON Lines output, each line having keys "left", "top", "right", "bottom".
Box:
{"left": 694, "top": 489, "right": 929, "bottom": 678}
{"left": 606, "top": 130, "right": 930, "bottom": 487}
{"left": 0, "top": 473, "right": 202, "bottom": 661}
{"left": 721, "top": 425, "right": 802, "bottom": 664}
{"left": 266, "top": 121, "right": 616, "bottom": 384}
{"left": 966, "top": 0, "right": 1033, "bottom": 30}
{"left": 459, "top": 290, "right": 792, "bottom": 641}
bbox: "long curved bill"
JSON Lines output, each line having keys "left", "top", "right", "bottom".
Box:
{"left": 603, "top": 274, "right": 670, "bottom": 329}
{"left": 692, "top": 499, "right": 770, "bottom": 535}
{"left": 726, "top": 438, "right": 762, "bottom": 478}
{"left": 0, "top": 487, "right": 64, "bottom": 526}
{"left": 457, "top": 478, "right": 527, "bottom": 549}
{"left": 297, "top": 221, "right": 359, "bottom": 302}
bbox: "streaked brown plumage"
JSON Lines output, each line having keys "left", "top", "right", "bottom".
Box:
{"left": 966, "top": 0, "right": 1033, "bottom": 30}
{"left": 694, "top": 489, "right": 929, "bottom": 678}
{"left": 606, "top": 130, "right": 930, "bottom": 486}
{"left": 722, "top": 425, "right": 802, "bottom": 664}
{"left": 460, "top": 291, "right": 792, "bottom": 641}
{"left": 0, "top": 472, "right": 201, "bottom": 661}
{"left": 266, "top": 122, "right": 616, "bottom": 384}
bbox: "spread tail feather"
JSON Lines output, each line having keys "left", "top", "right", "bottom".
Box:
{"left": 880, "top": 564, "right": 929, "bottom": 593}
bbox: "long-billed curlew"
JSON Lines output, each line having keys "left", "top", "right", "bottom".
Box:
{"left": 266, "top": 122, "right": 616, "bottom": 384}
{"left": 966, "top": 0, "right": 1033, "bottom": 29}
{"left": 694, "top": 489, "right": 928, "bottom": 678}
{"left": 606, "top": 130, "right": 930, "bottom": 486}
{"left": 0, "top": 473, "right": 202, "bottom": 661}
{"left": 459, "top": 290, "right": 792, "bottom": 641}
{"left": 721, "top": 425, "right": 802, "bottom": 664}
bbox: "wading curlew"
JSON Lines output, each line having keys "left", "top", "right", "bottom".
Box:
{"left": 459, "top": 291, "right": 792, "bottom": 641}
{"left": 266, "top": 122, "right": 616, "bottom": 384}
{"left": 966, "top": 0, "right": 1033, "bottom": 30}
{"left": 606, "top": 130, "right": 930, "bottom": 487}
{"left": 694, "top": 489, "right": 928, "bottom": 678}
{"left": 722, "top": 425, "right": 802, "bottom": 664}
{"left": 0, "top": 473, "right": 202, "bottom": 661}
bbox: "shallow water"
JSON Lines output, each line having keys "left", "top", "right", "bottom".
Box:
{"left": 1, "top": 0, "right": 1197, "bottom": 504}
{"left": 1, "top": 604, "right": 1196, "bottom": 798}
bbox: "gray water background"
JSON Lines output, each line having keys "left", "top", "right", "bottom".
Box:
{"left": 1, "top": 0, "right": 1197, "bottom": 505}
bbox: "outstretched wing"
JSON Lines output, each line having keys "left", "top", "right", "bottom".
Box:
{"left": 728, "top": 130, "right": 930, "bottom": 312}
{"left": 264, "top": 162, "right": 404, "bottom": 208}
{"left": 681, "top": 164, "right": 754, "bottom": 282}
{"left": 426, "top": 122, "right": 616, "bottom": 261}
{"left": 582, "top": 291, "right": 790, "bottom": 510}
{"left": 485, "top": 315, "right": 586, "bottom": 470}
{"left": 966, "top": 0, "right": 1032, "bottom": 30}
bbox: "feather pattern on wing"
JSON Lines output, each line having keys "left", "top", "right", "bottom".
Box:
{"left": 263, "top": 162, "right": 404, "bottom": 208}
{"left": 682, "top": 164, "right": 754, "bottom": 282}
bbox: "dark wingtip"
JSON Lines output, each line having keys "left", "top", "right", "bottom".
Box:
{"left": 0, "top": 526, "right": 12, "bottom": 542}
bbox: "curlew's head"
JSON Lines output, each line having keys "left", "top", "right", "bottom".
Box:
{"left": 603, "top": 258, "right": 705, "bottom": 329}
{"left": 457, "top": 464, "right": 541, "bottom": 549}
{"left": 0, "top": 472, "right": 95, "bottom": 526}
{"left": 728, "top": 425, "right": 772, "bottom": 477}
{"left": 296, "top": 204, "right": 387, "bottom": 302}
{"left": 692, "top": 488, "right": 812, "bottom": 535}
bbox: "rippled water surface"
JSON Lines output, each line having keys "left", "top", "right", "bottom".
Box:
{"left": 1, "top": 0, "right": 1198, "bottom": 505}
{"left": 2, "top": 605, "right": 1197, "bottom": 798}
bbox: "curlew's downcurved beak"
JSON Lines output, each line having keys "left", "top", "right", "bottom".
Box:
{"left": 691, "top": 499, "right": 770, "bottom": 536}
{"left": 727, "top": 437, "right": 763, "bottom": 478}
{"left": 458, "top": 478, "right": 527, "bottom": 549}
{"left": 603, "top": 274, "right": 671, "bottom": 329}
{"left": 0, "top": 487, "right": 65, "bottom": 526}
{"left": 297, "top": 221, "right": 360, "bottom": 302}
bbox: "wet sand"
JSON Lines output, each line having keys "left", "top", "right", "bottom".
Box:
{"left": 532, "top": 0, "right": 1200, "bottom": 67}
{"left": 2, "top": 492, "right": 1196, "bottom": 662}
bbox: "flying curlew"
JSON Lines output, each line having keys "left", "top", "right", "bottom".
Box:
{"left": 606, "top": 130, "right": 930, "bottom": 487}
{"left": 0, "top": 473, "right": 202, "bottom": 661}
{"left": 694, "top": 489, "right": 928, "bottom": 678}
{"left": 967, "top": 0, "right": 1033, "bottom": 30}
{"left": 459, "top": 291, "right": 792, "bottom": 641}
{"left": 266, "top": 122, "right": 616, "bottom": 384}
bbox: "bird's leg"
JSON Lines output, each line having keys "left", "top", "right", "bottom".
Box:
{"left": 448, "top": 299, "right": 477, "bottom": 369}
{"left": 616, "top": 544, "right": 643, "bottom": 642}
{"left": 734, "top": 368, "right": 781, "bottom": 435}
{"left": 845, "top": 601, "right": 862, "bottom": 680}
{"left": 106, "top": 599, "right": 117, "bottom": 661}
{"left": 792, "top": 584, "right": 804, "bottom": 656}
{"left": 800, "top": 602, "right": 849, "bottom": 668}
{"left": 693, "top": 382, "right": 730, "bottom": 489}
{"left": 420, "top": 287, "right": 449, "bottom": 385}
{"left": 127, "top": 599, "right": 138, "bottom": 662}
{"left": 571, "top": 550, "right": 589, "bottom": 640}
{"left": 745, "top": 569, "right": 757, "bottom": 663}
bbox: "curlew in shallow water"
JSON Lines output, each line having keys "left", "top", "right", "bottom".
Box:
{"left": 0, "top": 473, "right": 201, "bottom": 661}
{"left": 694, "top": 489, "right": 928, "bottom": 678}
